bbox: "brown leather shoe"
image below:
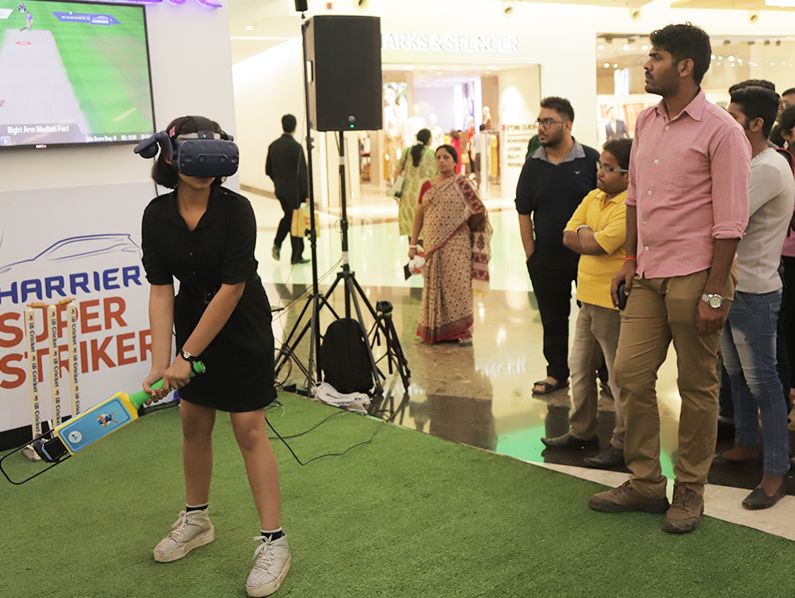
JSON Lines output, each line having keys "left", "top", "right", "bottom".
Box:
{"left": 663, "top": 484, "right": 704, "bottom": 534}
{"left": 588, "top": 480, "right": 670, "bottom": 514}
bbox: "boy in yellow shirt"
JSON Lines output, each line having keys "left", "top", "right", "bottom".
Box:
{"left": 541, "top": 139, "right": 632, "bottom": 469}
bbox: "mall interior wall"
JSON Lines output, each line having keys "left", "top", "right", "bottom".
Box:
{"left": 232, "top": 37, "right": 305, "bottom": 197}
{"left": 0, "top": 4, "right": 237, "bottom": 435}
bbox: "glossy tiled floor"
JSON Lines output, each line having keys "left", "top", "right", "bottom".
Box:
{"left": 247, "top": 185, "right": 795, "bottom": 541}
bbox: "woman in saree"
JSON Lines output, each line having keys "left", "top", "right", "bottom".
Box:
{"left": 408, "top": 144, "right": 491, "bottom": 345}
{"left": 396, "top": 128, "right": 437, "bottom": 239}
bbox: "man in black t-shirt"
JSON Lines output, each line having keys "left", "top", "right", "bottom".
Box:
{"left": 515, "top": 97, "right": 599, "bottom": 398}
{"left": 266, "top": 114, "right": 309, "bottom": 264}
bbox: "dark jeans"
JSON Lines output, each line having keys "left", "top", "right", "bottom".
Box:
{"left": 274, "top": 197, "right": 304, "bottom": 261}
{"left": 721, "top": 290, "right": 790, "bottom": 475}
{"left": 527, "top": 247, "right": 579, "bottom": 381}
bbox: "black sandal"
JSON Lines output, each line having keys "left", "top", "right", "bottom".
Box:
{"left": 532, "top": 379, "right": 568, "bottom": 395}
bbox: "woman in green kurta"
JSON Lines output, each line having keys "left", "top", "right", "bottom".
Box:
{"left": 397, "top": 128, "right": 437, "bottom": 238}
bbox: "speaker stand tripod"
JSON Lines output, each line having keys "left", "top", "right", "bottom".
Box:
{"left": 273, "top": 115, "right": 411, "bottom": 400}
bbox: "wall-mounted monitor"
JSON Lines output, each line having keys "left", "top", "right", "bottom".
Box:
{"left": 0, "top": 0, "right": 155, "bottom": 149}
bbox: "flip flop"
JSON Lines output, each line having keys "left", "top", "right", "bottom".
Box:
{"left": 532, "top": 379, "right": 568, "bottom": 395}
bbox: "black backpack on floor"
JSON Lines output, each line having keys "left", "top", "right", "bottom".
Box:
{"left": 320, "top": 318, "right": 373, "bottom": 394}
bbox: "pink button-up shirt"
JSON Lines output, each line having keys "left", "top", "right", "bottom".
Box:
{"left": 626, "top": 90, "right": 751, "bottom": 278}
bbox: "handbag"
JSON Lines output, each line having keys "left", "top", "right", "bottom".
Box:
{"left": 290, "top": 203, "right": 320, "bottom": 238}
{"left": 389, "top": 174, "right": 405, "bottom": 199}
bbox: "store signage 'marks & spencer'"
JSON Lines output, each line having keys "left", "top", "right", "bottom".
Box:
{"left": 383, "top": 33, "right": 520, "bottom": 55}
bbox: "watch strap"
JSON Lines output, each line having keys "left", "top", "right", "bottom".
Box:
{"left": 180, "top": 349, "right": 198, "bottom": 363}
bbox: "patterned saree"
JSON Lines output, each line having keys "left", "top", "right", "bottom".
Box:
{"left": 417, "top": 175, "right": 491, "bottom": 343}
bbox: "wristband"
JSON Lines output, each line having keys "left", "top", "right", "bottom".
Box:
{"left": 624, "top": 255, "right": 636, "bottom": 261}
{"left": 575, "top": 224, "right": 589, "bottom": 233}
{"left": 409, "top": 244, "right": 420, "bottom": 249}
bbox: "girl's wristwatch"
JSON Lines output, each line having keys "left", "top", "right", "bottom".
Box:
{"left": 180, "top": 350, "right": 201, "bottom": 372}
{"left": 180, "top": 349, "right": 197, "bottom": 363}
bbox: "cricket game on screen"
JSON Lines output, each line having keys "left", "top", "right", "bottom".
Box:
{"left": 0, "top": 0, "right": 155, "bottom": 148}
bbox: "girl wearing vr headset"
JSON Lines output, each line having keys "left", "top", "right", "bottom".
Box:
{"left": 139, "top": 116, "right": 290, "bottom": 597}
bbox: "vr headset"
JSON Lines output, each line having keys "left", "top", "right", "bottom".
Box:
{"left": 134, "top": 116, "right": 239, "bottom": 178}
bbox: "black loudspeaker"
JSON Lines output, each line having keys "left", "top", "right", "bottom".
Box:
{"left": 304, "top": 15, "right": 382, "bottom": 132}
{"left": 294, "top": 0, "right": 308, "bottom": 11}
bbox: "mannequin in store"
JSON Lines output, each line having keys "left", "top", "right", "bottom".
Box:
{"left": 383, "top": 83, "right": 408, "bottom": 184}
{"left": 482, "top": 106, "right": 493, "bottom": 131}
{"left": 141, "top": 115, "right": 292, "bottom": 597}
{"left": 489, "top": 132, "right": 499, "bottom": 179}
{"left": 604, "top": 107, "right": 629, "bottom": 140}
{"left": 470, "top": 124, "right": 487, "bottom": 186}
{"left": 463, "top": 116, "right": 476, "bottom": 175}
{"left": 427, "top": 113, "right": 445, "bottom": 148}
{"left": 407, "top": 104, "right": 427, "bottom": 139}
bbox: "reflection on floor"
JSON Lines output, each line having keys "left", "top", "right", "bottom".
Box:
{"left": 247, "top": 188, "right": 795, "bottom": 541}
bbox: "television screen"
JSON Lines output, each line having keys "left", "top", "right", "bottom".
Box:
{"left": 0, "top": 0, "right": 155, "bottom": 149}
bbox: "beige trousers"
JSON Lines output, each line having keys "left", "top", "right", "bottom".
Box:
{"left": 568, "top": 303, "right": 624, "bottom": 448}
{"left": 613, "top": 269, "right": 735, "bottom": 497}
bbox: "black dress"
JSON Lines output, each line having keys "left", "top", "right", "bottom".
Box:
{"left": 141, "top": 186, "right": 276, "bottom": 411}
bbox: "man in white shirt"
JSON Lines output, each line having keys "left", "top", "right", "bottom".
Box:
{"left": 719, "top": 85, "right": 795, "bottom": 509}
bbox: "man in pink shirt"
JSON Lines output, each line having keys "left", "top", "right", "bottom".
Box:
{"left": 588, "top": 24, "right": 751, "bottom": 534}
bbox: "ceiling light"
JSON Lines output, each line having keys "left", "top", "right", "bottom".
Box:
{"left": 622, "top": 43, "right": 630, "bottom": 51}
{"left": 728, "top": 55, "right": 735, "bottom": 61}
{"left": 245, "top": 25, "right": 255, "bottom": 31}
{"left": 603, "top": 62, "right": 610, "bottom": 68}
{"left": 641, "top": 44, "right": 649, "bottom": 51}
{"left": 765, "top": 0, "right": 795, "bottom": 7}
{"left": 613, "top": 63, "right": 618, "bottom": 69}
{"left": 598, "top": 44, "right": 605, "bottom": 51}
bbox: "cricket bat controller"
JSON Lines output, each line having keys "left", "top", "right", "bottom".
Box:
{"left": 33, "top": 362, "right": 205, "bottom": 462}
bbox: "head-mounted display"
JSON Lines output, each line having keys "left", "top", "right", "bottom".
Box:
{"left": 134, "top": 116, "right": 239, "bottom": 178}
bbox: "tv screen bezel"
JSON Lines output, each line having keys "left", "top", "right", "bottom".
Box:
{"left": 0, "top": 0, "right": 156, "bottom": 151}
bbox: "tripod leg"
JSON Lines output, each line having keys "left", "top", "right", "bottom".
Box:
{"left": 307, "top": 292, "right": 319, "bottom": 392}
{"left": 386, "top": 317, "right": 412, "bottom": 391}
{"left": 345, "top": 276, "right": 384, "bottom": 397}
{"left": 275, "top": 293, "right": 313, "bottom": 371}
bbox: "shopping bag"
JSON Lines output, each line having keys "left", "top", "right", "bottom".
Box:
{"left": 290, "top": 203, "right": 319, "bottom": 238}
{"left": 389, "top": 174, "right": 405, "bottom": 199}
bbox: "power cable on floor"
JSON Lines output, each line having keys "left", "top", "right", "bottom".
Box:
{"left": 265, "top": 403, "right": 386, "bottom": 466}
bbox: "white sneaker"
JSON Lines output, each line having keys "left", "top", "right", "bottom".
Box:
{"left": 246, "top": 535, "right": 291, "bottom": 597}
{"left": 153, "top": 510, "right": 215, "bottom": 563}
